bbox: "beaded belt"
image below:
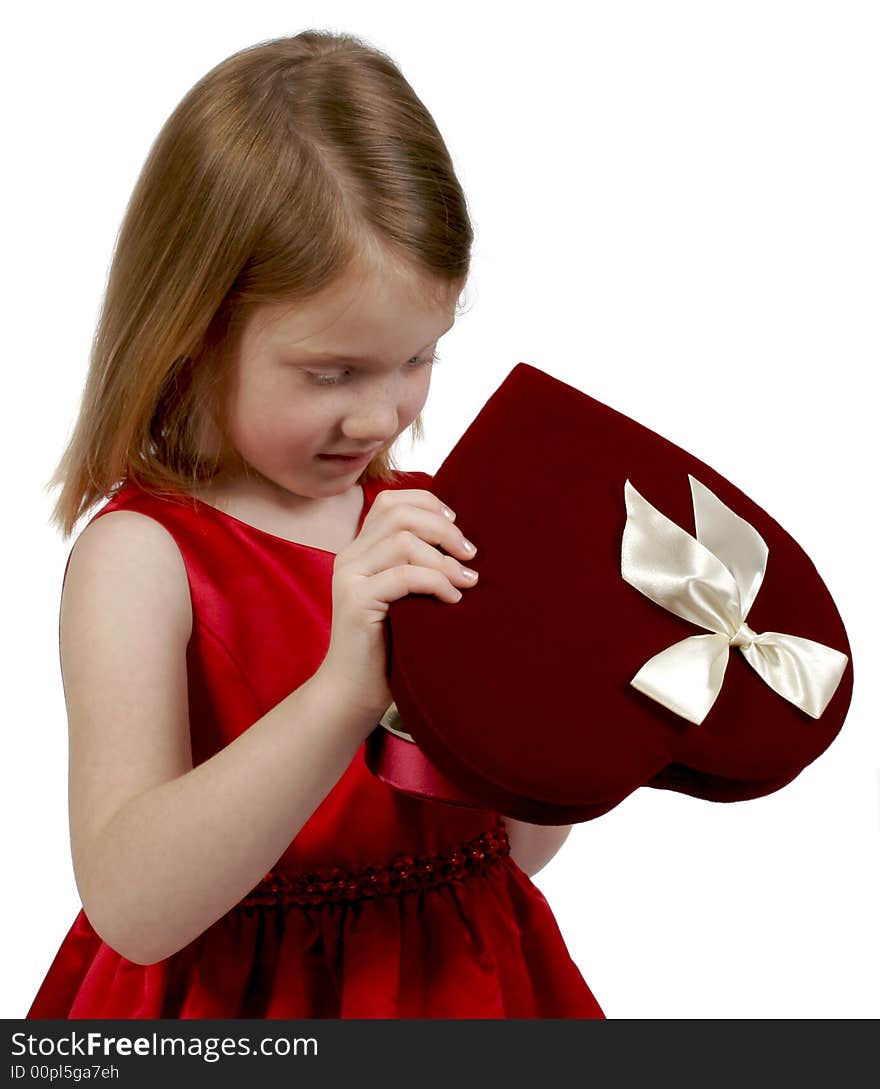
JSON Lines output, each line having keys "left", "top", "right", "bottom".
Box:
{"left": 237, "top": 825, "right": 510, "bottom": 909}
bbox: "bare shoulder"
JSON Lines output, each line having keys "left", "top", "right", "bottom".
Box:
{"left": 65, "top": 509, "right": 192, "bottom": 641}
{"left": 61, "top": 509, "right": 194, "bottom": 908}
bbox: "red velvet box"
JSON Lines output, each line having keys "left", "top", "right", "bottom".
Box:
{"left": 364, "top": 363, "right": 853, "bottom": 824}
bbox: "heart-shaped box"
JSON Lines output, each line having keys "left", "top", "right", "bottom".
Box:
{"left": 365, "top": 363, "right": 853, "bottom": 824}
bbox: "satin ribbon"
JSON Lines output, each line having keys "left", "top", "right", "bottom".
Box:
{"left": 380, "top": 701, "right": 415, "bottom": 742}
{"left": 621, "top": 474, "right": 849, "bottom": 725}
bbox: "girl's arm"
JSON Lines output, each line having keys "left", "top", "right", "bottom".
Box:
{"left": 65, "top": 512, "right": 381, "bottom": 966}
{"left": 503, "top": 818, "right": 573, "bottom": 877}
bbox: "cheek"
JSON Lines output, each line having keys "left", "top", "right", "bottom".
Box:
{"left": 402, "top": 373, "right": 432, "bottom": 415}
{"left": 232, "top": 375, "right": 300, "bottom": 434}
{"left": 227, "top": 386, "right": 272, "bottom": 439}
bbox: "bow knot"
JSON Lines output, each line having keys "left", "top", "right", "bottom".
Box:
{"left": 620, "top": 475, "right": 848, "bottom": 726}
{"left": 730, "top": 620, "right": 759, "bottom": 648}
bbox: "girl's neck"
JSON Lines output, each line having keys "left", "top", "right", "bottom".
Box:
{"left": 190, "top": 473, "right": 366, "bottom": 553}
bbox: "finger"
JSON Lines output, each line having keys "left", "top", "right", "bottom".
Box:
{"left": 369, "top": 562, "right": 465, "bottom": 605}
{"left": 340, "top": 489, "right": 450, "bottom": 563}
{"left": 365, "top": 488, "right": 457, "bottom": 524}
{"left": 343, "top": 522, "right": 478, "bottom": 584}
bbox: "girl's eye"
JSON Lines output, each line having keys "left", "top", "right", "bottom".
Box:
{"left": 307, "top": 351, "right": 440, "bottom": 387}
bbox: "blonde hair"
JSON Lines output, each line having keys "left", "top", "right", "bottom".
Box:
{"left": 47, "top": 29, "right": 473, "bottom": 539}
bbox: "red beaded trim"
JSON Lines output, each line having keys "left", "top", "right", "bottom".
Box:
{"left": 237, "top": 825, "right": 510, "bottom": 909}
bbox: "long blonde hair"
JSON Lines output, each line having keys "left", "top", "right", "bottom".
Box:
{"left": 47, "top": 29, "right": 474, "bottom": 539}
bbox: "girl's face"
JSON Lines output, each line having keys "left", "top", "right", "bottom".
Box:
{"left": 215, "top": 263, "right": 459, "bottom": 506}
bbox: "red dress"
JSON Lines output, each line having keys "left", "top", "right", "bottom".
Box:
{"left": 27, "top": 470, "right": 605, "bottom": 1019}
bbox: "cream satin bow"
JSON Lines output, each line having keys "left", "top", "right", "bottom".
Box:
{"left": 620, "top": 474, "right": 849, "bottom": 726}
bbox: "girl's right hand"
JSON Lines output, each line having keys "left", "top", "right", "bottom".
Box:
{"left": 315, "top": 489, "right": 480, "bottom": 730}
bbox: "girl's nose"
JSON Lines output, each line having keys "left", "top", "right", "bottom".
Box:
{"left": 344, "top": 395, "right": 400, "bottom": 440}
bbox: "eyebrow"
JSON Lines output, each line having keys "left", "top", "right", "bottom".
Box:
{"left": 290, "top": 322, "right": 455, "bottom": 364}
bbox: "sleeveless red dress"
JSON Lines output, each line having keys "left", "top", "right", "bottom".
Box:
{"left": 27, "top": 470, "right": 605, "bottom": 1019}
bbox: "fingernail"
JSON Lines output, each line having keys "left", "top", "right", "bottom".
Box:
{"left": 442, "top": 506, "right": 456, "bottom": 520}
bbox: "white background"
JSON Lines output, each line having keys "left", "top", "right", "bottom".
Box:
{"left": 3, "top": 1, "right": 878, "bottom": 1019}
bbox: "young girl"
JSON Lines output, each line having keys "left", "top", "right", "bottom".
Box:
{"left": 27, "top": 29, "right": 604, "bottom": 1019}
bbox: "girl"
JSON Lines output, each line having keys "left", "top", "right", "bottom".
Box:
{"left": 27, "top": 29, "right": 604, "bottom": 1019}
